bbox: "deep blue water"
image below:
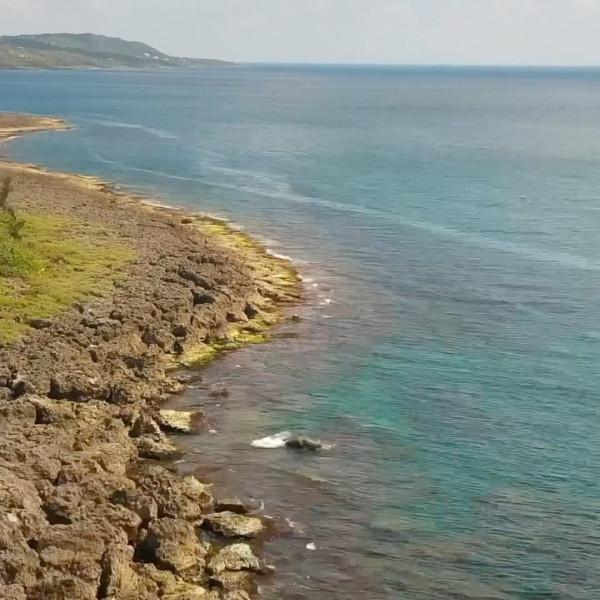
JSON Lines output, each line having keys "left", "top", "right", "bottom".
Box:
{"left": 3, "top": 66, "right": 600, "bottom": 599}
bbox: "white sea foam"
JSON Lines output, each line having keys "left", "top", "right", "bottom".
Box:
{"left": 194, "top": 175, "right": 600, "bottom": 273}
{"left": 93, "top": 136, "right": 598, "bottom": 272}
{"left": 251, "top": 431, "right": 292, "bottom": 449}
{"left": 79, "top": 116, "right": 180, "bottom": 141}
{"left": 89, "top": 153, "right": 210, "bottom": 190}
{"left": 85, "top": 142, "right": 592, "bottom": 278}
{"left": 266, "top": 249, "right": 294, "bottom": 262}
{"left": 205, "top": 164, "right": 290, "bottom": 192}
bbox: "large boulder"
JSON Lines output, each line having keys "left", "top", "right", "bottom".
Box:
{"left": 0, "top": 465, "right": 47, "bottom": 539}
{"left": 49, "top": 372, "right": 109, "bottom": 402}
{"left": 135, "top": 564, "right": 211, "bottom": 599}
{"left": 110, "top": 489, "right": 158, "bottom": 522}
{"left": 157, "top": 409, "right": 201, "bottom": 434}
{"left": 208, "top": 544, "right": 266, "bottom": 600}
{"left": 0, "top": 521, "right": 40, "bottom": 588}
{"left": 180, "top": 476, "right": 214, "bottom": 515}
{"left": 156, "top": 409, "right": 203, "bottom": 433}
{"left": 214, "top": 571, "right": 255, "bottom": 593}
{"left": 135, "top": 435, "right": 181, "bottom": 461}
{"left": 208, "top": 543, "right": 267, "bottom": 575}
{"left": 129, "top": 414, "right": 162, "bottom": 438}
{"left": 98, "top": 544, "right": 145, "bottom": 600}
{"left": 0, "top": 584, "right": 26, "bottom": 600}
{"left": 26, "top": 574, "right": 98, "bottom": 600}
{"left": 133, "top": 465, "right": 213, "bottom": 521}
{"left": 139, "top": 518, "right": 208, "bottom": 577}
{"left": 203, "top": 513, "right": 264, "bottom": 539}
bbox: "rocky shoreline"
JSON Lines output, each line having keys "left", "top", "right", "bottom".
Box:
{"left": 0, "top": 117, "right": 301, "bottom": 599}
{"left": 0, "top": 113, "right": 69, "bottom": 143}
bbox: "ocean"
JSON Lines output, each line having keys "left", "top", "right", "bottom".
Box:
{"left": 3, "top": 65, "right": 600, "bottom": 599}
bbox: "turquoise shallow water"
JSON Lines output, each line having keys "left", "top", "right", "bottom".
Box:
{"left": 4, "top": 65, "right": 600, "bottom": 599}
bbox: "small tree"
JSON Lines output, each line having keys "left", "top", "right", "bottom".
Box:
{"left": 0, "top": 177, "right": 9, "bottom": 210}
{"left": 0, "top": 177, "right": 25, "bottom": 240}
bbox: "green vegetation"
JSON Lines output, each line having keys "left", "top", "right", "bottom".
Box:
{"left": 0, "top": 186, "right": 135, "bottom": 342}
{"left": 193, "top": 215, "right": 300, "bottom": 287}
{"left": 173, "top": 215, "right": 300, "bottom": 370}
{"left": 178, "top": 321, "right": 274, "bottom": 370}
{"left": 178, "top": 344, "right": 218, "bottom": 368}
{"left": 0, "top": 33, "right": 232, "bottom": 70}
{"left": 175, "top": 314, "right": 279, "bottom": 369}
{"left": 0, "top": 179, "right": 31, "bottom": 278}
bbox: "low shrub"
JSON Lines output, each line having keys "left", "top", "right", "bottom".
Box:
{"left": 0, "top": 178, "right": 37, "bottom": 276}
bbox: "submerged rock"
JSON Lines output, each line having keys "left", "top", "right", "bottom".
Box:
{"left": 285, "top": 435, "right": 323, "bottom": 451}
{"left": 214, "top": 498, "right": 248, "bottom": 515}
{"left": 208, "top": 385, "right": 229, "bottom": 399}
{"left": 251, "top": 431, "right": 329, "bottom": 451}
{"left": 203, "top": 512, "right": 264, "bottom": 539}
{"left": 250, "top": 431, "right": 291, "bottom": 449}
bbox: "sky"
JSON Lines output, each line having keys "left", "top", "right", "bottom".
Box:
{"left": 2, "top": 0, "right": 600, "bottom": 65}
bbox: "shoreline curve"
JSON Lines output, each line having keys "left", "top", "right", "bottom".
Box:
{"left": 0, "top": 113, "right": 302, "bottom": 599}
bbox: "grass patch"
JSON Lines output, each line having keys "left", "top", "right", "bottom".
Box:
{"left": 0, "top": 233, "right": 40, "bottom": 277}
{"left": 192, "top": 216, "right": 301, "bottom": 289}
{"left": 176, "top": 312, "right": 281, "bottom": 369}
{"left": 0, "top": 212, "right": 135, "bottom": 343}
{"left": 177, "top": 343, "right": 218, "bottom": 368}
{"left": 193, "top": 217, "right": 258, "bottom": 250}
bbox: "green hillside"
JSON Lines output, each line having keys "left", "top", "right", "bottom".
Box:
{"left": 0, "top": 33, "right": 231, "bottom": 69}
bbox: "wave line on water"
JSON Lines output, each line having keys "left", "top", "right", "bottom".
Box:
{"left": 202, "top": 179, "right": 600, "bottom": 272}
{"left": 89, "top": 151, "right": 203, "bottom": 184}
{"left": 77, "top": 116, "right": 180, "bottom": 141}
{"left": 87, "top": 152, "right": 600, "bottom": 272}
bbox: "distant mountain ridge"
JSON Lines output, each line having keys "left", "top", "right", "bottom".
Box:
{"left": 0, "top": 33, "right": 232, "bottom": 69}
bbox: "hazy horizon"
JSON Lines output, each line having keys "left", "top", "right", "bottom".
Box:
{"left": 2, "top": 0, "right": 600, "bottom": 66}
